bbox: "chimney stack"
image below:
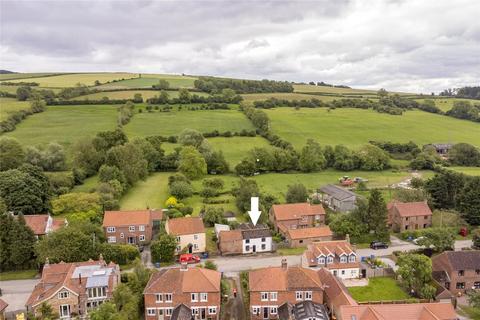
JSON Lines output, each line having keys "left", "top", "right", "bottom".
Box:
{"left": 345, "top": 234, "right": 350, "bottom": 244}
{"left": 44, "top": 257, "right": 50, "bottom": 268}
{"left": 79, "top": 273, "right": 82, "bottom": 284}
{"left": 281, "top": 258, "right": 288, "bottom": 269}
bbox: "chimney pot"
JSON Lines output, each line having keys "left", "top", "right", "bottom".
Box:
{"left": 79, "top": 273, "right": 82, "bottom": 284}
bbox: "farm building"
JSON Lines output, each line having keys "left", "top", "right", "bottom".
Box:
{"left": 318, "top": 185, "right": 357, "bottom": 212}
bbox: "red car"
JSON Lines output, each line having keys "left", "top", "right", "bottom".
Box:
{"left": 179, "top": 254, "right": 200, "bottom": 264}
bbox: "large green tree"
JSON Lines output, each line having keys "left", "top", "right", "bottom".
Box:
{"left": 425, "top": 171, "right": 465, "bottom": 209}
{"left": 366, "top": 189, "right": 389, "bottom": 241}
{"left": 355, "top": 144, "right": 390, "bottom": 171}
{"left": 397, "top": 253, "right": 435, "bottom": 299}
{"left": 416, "top": 228, "right": 455, "bottom": 252}
{"left": 106, "top": 143, "right": 148, "bottom": 185}
{"left": 0, "top": 213, "right": 36, "bottom": 271}
{"left": 0, "top": 137, "right": 25, "bottom": 171}
{"left": 299, "top": 139, "right": 326, "bottom": 172}
{"left": 178, "top": 128, "right": 204, "bottom": 148}
{"left": 456, "top": 177, "right": 480, "bottom": 225}
{"left": 286, "top": 183, "right": 308, "bottom": 203}
{"left": 151, "top": 234, "right": 177, "bottom": 263}
{"left": 72, "top": 138, "right": 104, "bottom": 176}
{"left": 448, "top": 143, "right": 480, "bottom": 166}
{"left": 178, "top": 146, "right": 207, "bottom": 180}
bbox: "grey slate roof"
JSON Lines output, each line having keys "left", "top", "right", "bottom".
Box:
{"left": 278, "top": 301, "right": 329, "bottom": 320}
{"left": 319, "top": 184, "right": 356, "bottom": 200}
{"left": 86, "top": 275, "right": 109, "bottom": 288}
{"left": 239, "top": 223, "right": 272, "bottom": 240}
{"left": 444, "top": 251, "right": 480, "bottom": 270}
{"left": 171, "top": 304, "right": 193, "bottom": 320}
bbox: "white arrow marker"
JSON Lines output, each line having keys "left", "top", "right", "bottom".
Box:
{"left": 248, "top": 197, "right": 261, "bottom": 226}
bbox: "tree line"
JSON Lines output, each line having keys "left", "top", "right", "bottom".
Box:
{"left": 194, "top": 76, "right": 294, "bottom": 94}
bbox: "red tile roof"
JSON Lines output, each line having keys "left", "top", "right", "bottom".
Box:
{"left": 286, "top": 226, "right": 333, "bottom": 240}
{"left": 22, "top": 215, "right": 65, "bottom": 236}
{"left": 339, "top": 302, "right": 456, "bottom": 320}
{"left": 307, "top": 240, "right": 356, "bottom": 257}
{"left": 102, "top": 210, "right": 153, "bottom": 227}
{"left": 249, "top": 266, "right": 324, "bottom": 292}
{"left": 219, "top": 230, "right": 243, "bottom": 242}
{"left": 0, "top": 298, "right": 8, "bottom": 312}
{"left": 271, "top": 203, "right": 325, "bottom": 221}
{"left": 167, "top": 217, "right": 205, "bottom": 236}
{"left": 389, "top": 201, "right": 432, "bottom": 218}
{"left": 144, "top": 267, "right": 220, "bottom": 294}
{"left": 317, "top": 268, "right": 357, "bottom": 308}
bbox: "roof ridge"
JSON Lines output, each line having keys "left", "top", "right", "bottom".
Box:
{"left": 197, "top": 267, "right": 219, "bottom": 291}
{"left": 422, "top": 306, "right": 441, "bottom": 320}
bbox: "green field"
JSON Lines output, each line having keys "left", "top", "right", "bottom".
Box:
{"left": 241, "top": 92, "right": 338, "bottom": 102}
{"left": 4, "top": 105, "right": 118, "bottom": 149}
{"left": 265, "top": 107, "right": 480, "bottom": 149}
{"left": 119, "top": 172, "right": 171, "bottom": 210}
{"left": 72, "top": 175, "right": 99, "bottom": 193}
{"left": 99, "top": 74, "right": 196, "bottom": 89}
{"left": 208, "top": 136, "right": 272, "bottom": 165}
{"left": 348, "top": 277, "right": 410, "bottom": 302}
{"left": 74, "top": 89, "right": 207, "bottom": 101}
{"left": 0, "top": 73, "right": 60, "bottom": 81}
{"left": 0, "top": 97, "right": 31, "bottom": 120}
{"left": 7, "top": 73, "right": 137, "bottom": 87}
{"left": 415, "top": 98, "right": 480, "bottom": 112}
{"left": 294, "top": 84, "right": 378, "bottom": 95}
{"left": 0, "top": 269, "right": 38, "bottom": 281}
{"left": 124, "top": 108, "right": 254, "bottom": 137}
{"left": 448, "top": 166, "right": 480, "bottom": 176}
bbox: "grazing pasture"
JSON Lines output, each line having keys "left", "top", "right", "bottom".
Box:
{"left": 124, "top": 108, "right": 255, "bottom": 137}
{"left": 3, "top": 105, "right": 118, "bottom": 149}
{"left": 208, "top": 136, "right": 272, "bottom": 165}
{"left": 241, "top": 92, "right": 337, "bottom": 102}
{"left": 414, "top": 98, "right": 480, "bottom": 112}
{"left": 293, "top": 84, "right": 378, "bottom": 95}
{"left": 73, "top": 89, "right": 208, "bottom": 101}
{"left": 0, "top": 73, "right": 61, "bottom": 81}
{"left": 98, "top": 74, "right": 197, "bottom": 89}
{"left": 265, "top": 107, "right": 480, "bottom": 149}
{"left": 0, "top": 98, "right": 31, "bottom": 120}
{"left": 119, "top": 172, "right": 171, "bottom": 210}
{"left": 7, "top": 73, "right": 136, "bottom": 87}
{"left": 448, "top": 166, "right": 480, "bottom": 176}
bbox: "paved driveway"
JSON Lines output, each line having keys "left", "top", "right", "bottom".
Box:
{"left": 0, "top": 279, "right": 39, "bottom": 312}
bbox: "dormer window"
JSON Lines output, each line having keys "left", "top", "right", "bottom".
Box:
{"left": 349, "top": 255, "right": 356, "bottom": 263}
{"left": 317, "top": 257, "right": 325, "bottom": 264}
{"left": 340, "top": 256, "right": 347, "bottom": 263}
{"left": 327, "top": 256, "right": 334, "bottom": 264}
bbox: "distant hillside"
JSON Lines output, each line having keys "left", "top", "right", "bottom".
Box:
{"left": 0, "top": 70, "right": 15, "bottom": 74}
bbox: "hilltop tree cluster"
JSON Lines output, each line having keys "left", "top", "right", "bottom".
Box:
{"left": 194, "top": 76, "right": 294, "bottom": 94}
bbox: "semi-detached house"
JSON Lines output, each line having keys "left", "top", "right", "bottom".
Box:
{"left": 102, "top": 210, "right": 162, "bottom": 245}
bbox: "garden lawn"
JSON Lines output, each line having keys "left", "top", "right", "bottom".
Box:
{"left": 73, "top": 90, "right": 208, "bottom": 101}
{"left": 265, "top": 107, "right": 480, "bottom": 149}
{"left": 0, "top": 97, "right": 30, "bottom": 120}
{"left": 348, "top": 277, "right": 409, "bottom": 302}
{"left": 448, "top": 166, "right": 480, "bottom": 176}
{"left": 120, "top": 172, "right": 171, "bottom": 210}
{"left": 0, "top": 269, "right": 38, "bottom": 281}
{"left": 7, "top": 73, "right": 137, "bottom": 87}
{"left": 208, "top": 136, "right": 272, "bottom": 165}
{"left": 277, "top": 247, "right": 306, "bottom": 256}
{"left": 4, "top": 105, "right": 118, "bottom": 150}
{"left": 124, "top": 109, "right": 254, "bottom": 137}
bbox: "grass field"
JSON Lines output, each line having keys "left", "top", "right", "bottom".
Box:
{"left": 73, "top": 90, "right": 208, "bottom": 101}
{"left": 241, "top": 92, "right": 338, "bottom": 102}
{"left": 4, "top": 105, "right": 118, "bottom": 149}
{"left": 0, "top": 97, "right": 31, "bottom": 120}
{"left": 0, "top": 73, "right": 60, "bottom": 81}
{"left": 72, "top": 175, "right": 99, "bottom": 193}
{"left": 124, "top": 108, "right": 254, "bottom": 137}
{"left": 293, "top": 84, "right": 378, "bottom": 95}
{"left": 99, "top": 74, "right": 196, "bottom": 89}
{"left": 265, "top": 107, "right": 480, "bottom": 149}
{"left": 7, "top": 73, "right": 137, "bottom": 87}
{"left": 120, "top": 172, "right": 171, "bottom": 210}
{"left": 208, "top": 136, "right": 272, "bottom": 165}
{"left": 415, "top": 98, "right": 480, "bottom": 112}
{"left": 348, "top": 277, "right": 409, "bottom": 302}
{"left": 0, "top": 269, "right": 38, "bottom": 281}
{"left": 448, "top": 166, "right": 480, "bottom": 176}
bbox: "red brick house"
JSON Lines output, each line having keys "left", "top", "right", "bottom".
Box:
{"left": 284, "top": 226, "right": 333, "bottom": 248}
{"left": 387, "top": 201, "right": 432, "bottom": 232}
{"left": 432, "top": 250, "right": 480, "bottom": 295}
{"left": 23, "top": 214, "right": 66, "bottom": 238}
{"left": 26, "top": 258, "right": 120, "bottom": 318}
{"left": 102, "top": 210, "right": 162, "bottom": 245}
{"left": 143, "top": 265, "right": 221, "bottom": 320}
{"left": 248, "top": 259, "right": 326, "bottom": 320}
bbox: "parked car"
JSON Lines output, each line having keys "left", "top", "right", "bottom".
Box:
{"left": 370, "top": 241, "right": 389, "bottom": 250}
{"left": 179, "top": 253, "right": 200, "bottom": 264}
{"left": 413, "top": 236, "right": 426, "bottom": 245}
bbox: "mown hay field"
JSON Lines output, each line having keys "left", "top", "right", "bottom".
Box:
{"left": 7, "top": 73, "right": 137, "bottom": 87}
{"left": 98, "top": 74, "right": 197, "bottom": 89}
{"left": 0, "top": 98, "right": 31, "bottom": 120}
{"left": 74, "top": 89, "right": 208, "bottom": 100}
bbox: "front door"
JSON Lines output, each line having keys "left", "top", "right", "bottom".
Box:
{"left": 188, "top": 244, "right": 193, "bottom": 253}
{"left": 200, "top": 308, "right": 206, "bottom": 319}
{"left": 253, "top": 245, "right": 256, "bottom": 253}
{"left": 128, "top": 237, "right": 136, "bottom": 244}
{"left": 263, "top": 307, "right": 269, "bottom": 319}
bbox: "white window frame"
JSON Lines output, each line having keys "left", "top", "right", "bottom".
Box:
{"left": 327, "top": 256, "right": 334, "bottom": 264}
{"left": 165, "top": 293, "right": 172, "bottom": 302}
{"left": 58, "top": 291, "right": 69, "bottom": 299}
{"left": 176, "top": 236, "right": 181, "bottom": 242}
{"left": 261, "top": 292, "right": 268, "bottom": 301}
{"left": 191, "top": 293, "right": 198, "bottom": 302}
{"left": 165, "top": 308, "right": 173, "bottom": 316}
{"left": 106, "top": 227, "right": 115, "bottom": 233}
{"left": 139, "top": 234, "right": 145, "bottom": 241}
{"left": 200, "top": 293, "right": 208, "bottom": 302}
{"left": 147, "top": 308, "right": 156, "bottom": 316}
{"left": 296, "top": 291, "right": 303, "bottom": 301}
{"left": 108, "top": 236, "right": 116, "bottom": 243}
{"left": 129, "top": 226, "right": 135, "bottom": 232}
{"left": 318, "top": 257, "right": 325, "bottom": 264}
{"left": 156, "top": 293, "right": 163, "bottom": 303}
{"left": 270, "top": 292, "right": 277, "bottom": 301}
{"left": 208, "top": 306, "right": 217, "bottom": 314}
{"left": 304, "top": 291, "right": 312, "bottom": 300}
{"left": 120, "top": 232, "right": 124, "bottom": 239}
{"left": 270, "top": 307, "right": 278, "bottom": 315}
{"left": 139, "top": 225, "right": 145, "bottom": 231}
{"left": 59, "top": 304, "right": 70, "bottom": 318}
{"left": 340, "top": 255, "right": 347, "bottom": 263}
{"left": 193, "top": 243, "right": 199, "bottom": 250}
{"left": 252, "top": 307, "right": 260, "bottom": 315}
{"left": 349, "top": 255, "right": 356, "bottom": 263}
{"left": 194, "top": 234, "right": 198, "bottom": 240}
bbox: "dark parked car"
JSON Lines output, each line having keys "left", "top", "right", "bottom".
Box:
{"left": 370, "top": 241, "right": 389, "bottom": 250}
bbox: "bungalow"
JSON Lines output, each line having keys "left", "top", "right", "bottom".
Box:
{"left": 303, "top": 240, "right": 360, "bottom": 279}
{"left": 166, "top": 217, "right": 206, "bottom": 254}
{"left": 318, "top": 185, "right": 356, "bottom": 212}
{"left": 219, "top": 223, "right": 273, "bottom": 255}
{"left": 387, "top": 201, "right": 432, "bottom": 232}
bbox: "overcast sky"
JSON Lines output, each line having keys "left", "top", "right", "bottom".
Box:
{"left": 1, "top": 0, "right": 479, "bottom": 93}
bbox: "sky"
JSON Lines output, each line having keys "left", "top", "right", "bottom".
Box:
{"left": 1, "top": 0, "right": 479, "bottom": 93}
